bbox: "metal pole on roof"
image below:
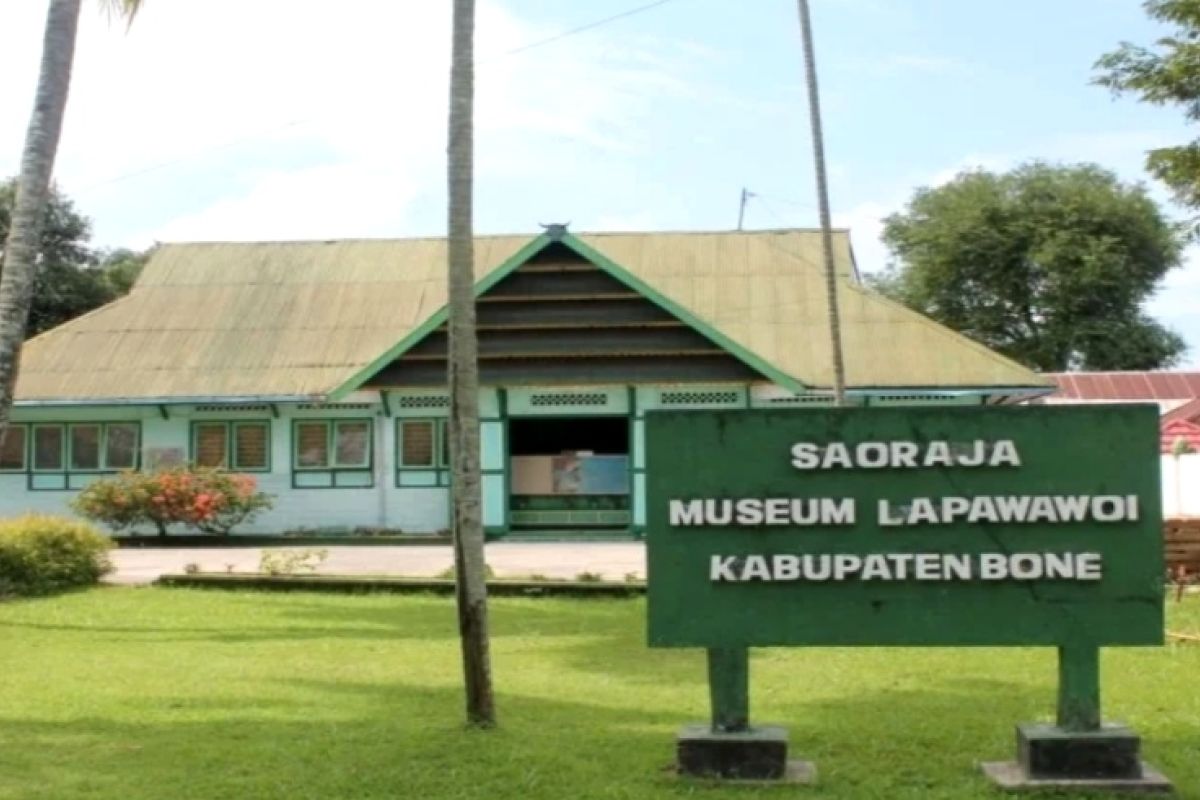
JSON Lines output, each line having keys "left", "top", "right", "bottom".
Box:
{"left": 797, "top": 0, "right": 848, "bottom": 406}
{"left": 737, "top": 187, "right": 754, "bottom": 231}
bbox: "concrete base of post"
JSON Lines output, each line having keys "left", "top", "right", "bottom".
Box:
{"left": 980, "top": 723, "right": 1171, "bottom": 793}
{"left": 675, "top": 724, "right": 813, "bottom": 782}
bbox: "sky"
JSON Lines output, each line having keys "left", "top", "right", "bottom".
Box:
{"left": 0, "top": 0, "right": 1197, "bottom": 367}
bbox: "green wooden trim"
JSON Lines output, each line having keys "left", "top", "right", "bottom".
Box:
{"left": 189, "top": 419, "right": 272, "bottom": 473}
{"left": 328, "top": 235, "right": 554, "bottom": 400}
{"left": 557, "top": 234, "right": 806, "bottom": 394}
{"left": 499, "top": 387, "right": 509, "bottom": 533}
{"left": 291, "top": 417, "right": 374, "bottom": 488}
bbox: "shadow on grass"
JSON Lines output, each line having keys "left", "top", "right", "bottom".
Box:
{"left": 0, "top": 683, "right": 686, "bottom": 800}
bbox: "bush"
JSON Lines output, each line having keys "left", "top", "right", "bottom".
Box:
{"left": 259, "top": 548, "right": 328, "bottom": 576}
{"left": 73, "top": 467, "right": 273, "bottom": 536}
{"left": 0, "top": 515, "right": 113, "bottom": 598}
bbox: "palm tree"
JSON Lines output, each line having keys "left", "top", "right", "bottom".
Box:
{"left": 446, "top": 0, "right": 495, "bottom": 727}
{"left": 0, "top": 0, "right": 143, "bottom": 442}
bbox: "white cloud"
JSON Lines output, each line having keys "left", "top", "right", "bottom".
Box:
{"left": 0, "top": 1, "right": 697, "bottom": 245}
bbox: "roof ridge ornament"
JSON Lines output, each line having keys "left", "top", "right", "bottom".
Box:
{"left": 538, "top": 222, "right": 570, "bottom": 241}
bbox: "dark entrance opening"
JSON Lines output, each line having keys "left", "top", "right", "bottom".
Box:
{"left": 508, "top": 417, "right": 630, "bottom": 530}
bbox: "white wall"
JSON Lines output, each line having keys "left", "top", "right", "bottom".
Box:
{"left": 1, "top": 402, "right": 453, "bottom": 535}
{"left": 1163, "top": 453, "right": 1200, "bottom": 518}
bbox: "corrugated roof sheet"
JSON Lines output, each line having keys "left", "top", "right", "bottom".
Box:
{"left": 1047, "top": 371, "right": 1200, "bottom": 401}
{"left": 14, "top": 229, "right": 1048, "bottom": 402}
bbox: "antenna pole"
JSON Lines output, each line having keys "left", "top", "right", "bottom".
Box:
{"left": 797, "top": 0, "right": 847, "bottom": 406}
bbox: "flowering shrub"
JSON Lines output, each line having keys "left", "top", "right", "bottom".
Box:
{"left": 72, "top": 468, "right": 273, "bottom": 536}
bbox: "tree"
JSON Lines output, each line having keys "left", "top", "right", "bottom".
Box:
{"left": 1095, "top": 0, "right": 1200, "bottom": 224}
{"left": 446, "top": 0, "right": 495, "bottom": 727}
{"left": 874, "top": 162, "right": 1186, "bottom": 372}
{"left": 0, "top": 180, "right": 144, "bottom": 336}
{"left": 0, "top": 0, "right": 143, "bottom": 443}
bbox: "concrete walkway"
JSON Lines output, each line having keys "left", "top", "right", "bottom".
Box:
{"left": 109, "top": 542, "right": 646, "bottom": 585}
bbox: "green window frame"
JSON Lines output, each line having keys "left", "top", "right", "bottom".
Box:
{"left": 24, "top": 421, "right": 141, "bottom": 491}
{"left": 291, "top": 418, "right": 374, "bottom": 488}
{"left": 0, "top": 424, "right": 28, "bottom": 472}
{"left": 189, "top": 420, "right": 272, "bottom": 472}
{"left": 396, "top": 418, "right": 450, "bottom": 487}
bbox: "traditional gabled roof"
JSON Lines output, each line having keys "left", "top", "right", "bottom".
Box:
{"left": 1163, "top": 418, "right": 1200, "bottom": 453}
{"left": 13, "top": 229, "right": 1049, "bottom": 403}
{"left": 1164, "top": 397, "right": 1200, "bottom": 426}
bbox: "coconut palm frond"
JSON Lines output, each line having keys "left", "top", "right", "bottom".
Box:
{"left": 97, "top": 0, "right": 144, "bottom": 26}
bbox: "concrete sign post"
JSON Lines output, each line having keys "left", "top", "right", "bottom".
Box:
{"left": 646, "top": 405, "right": 1170, "bottom": 790}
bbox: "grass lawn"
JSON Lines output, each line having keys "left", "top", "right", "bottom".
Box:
{"left": 0, "top": 589, "right": 1197, "bottom": 800}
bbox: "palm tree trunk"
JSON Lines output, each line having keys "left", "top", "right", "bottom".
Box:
{"left": 447, "top": 0, "right": 495, "bottom": 728}
{"left": 0, "top": 0, "right": 83, "bottom": 440}
{"left": 796, "top": 0, "right": 847, "bottom": 405}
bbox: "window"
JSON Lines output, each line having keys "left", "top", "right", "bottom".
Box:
{"left": 396, "top": 419, "right": 450, "bottom": 488}
{"left": 191, "top": 421, "right": 270, "bottom": 471}
{"left": 398, "top": 419, "right": 439, "bottom": 467}
{"left": 23, "top": 422, "right": 140, "bottom": 488}
{"left": 334, "top": 421, "right": 370, "bottom": 468}
{"left": 70, "top": 425, "right": 101, "bottom": 470}
{"left": 105, "top": 424, "right": 139, "bottom": 469}
{"left": 292, "top": 418, "right": 373, "bottom": 488}
{"left": 0, "top": 424, "right": 27, "bottom": 471}
{"left": 33, "top": 426, "right": 65, "bottom": 471}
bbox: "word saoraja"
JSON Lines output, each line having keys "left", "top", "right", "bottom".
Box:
{"left": 709, "top": 552, "right": 1104, "bottom": 583}
{"left": 790, "top": 439, "right": 1020, "bottom": 469}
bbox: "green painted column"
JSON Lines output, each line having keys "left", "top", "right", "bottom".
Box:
{"left": 1056, "top": 644, "right": 1101, "bottom": 732}
{"left": 707, "top": 647, "right": 749, "bottom": 732}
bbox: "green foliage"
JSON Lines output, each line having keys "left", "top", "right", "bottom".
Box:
{"left": 875, "top": 162, "right": 1186, "bottom": 371}
{"left": 0, "top": 179, "right": 148, "bottom": 336}
{"left": 258, "top": 549, "right": 329, "bottom": 576}
{"left": 0, "top": 515, "right": 112, "bottom": 597}
{"left": 1095, "top": 0, "right": 1200, "bottom": 222}
{"left": 72, "top": 467, "right": 273, "bottom": 536}
{"left": 574, "top": 571, "right": 604, "bottom": 583}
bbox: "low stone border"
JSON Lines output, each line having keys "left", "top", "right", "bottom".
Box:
{"left": 155, "top": 573, "right": 645, "bottom": 597}
{"left": 117, "top": 535, "right": 451, "bottom": 549}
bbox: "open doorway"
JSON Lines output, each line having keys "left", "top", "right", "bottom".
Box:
{"left": 508, "top": 417, "right": 631, "bottom": 530}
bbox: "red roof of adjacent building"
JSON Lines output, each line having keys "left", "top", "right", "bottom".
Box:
{"left": 1046, "top": 371, "right": 1200, "bottom": 401}
{"left": 1163, "top": 397, "right": 1200, "bottom": 425}
{"left": 1163, "top": 418, "right": 1200, "bottom": 454}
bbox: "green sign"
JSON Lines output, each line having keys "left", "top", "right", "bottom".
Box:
{"left": 647, "top": 405, "right": 1164, "bottom": 648}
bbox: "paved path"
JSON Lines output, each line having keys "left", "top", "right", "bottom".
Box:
{"left": 109, "top": 542, "right": 646, "bottom": 585}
